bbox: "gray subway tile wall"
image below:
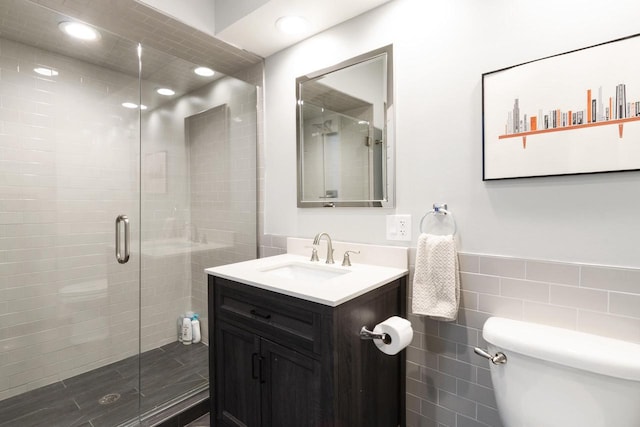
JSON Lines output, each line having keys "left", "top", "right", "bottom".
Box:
{"left": 581, "top": 265, "right": 640, "bottom": 293}
{"left": 610, "top": 292, "right": 640, "bottom": 318}
{"left": 261, "top": 234, "right": 640, "bottom": 426}
{"left": 408, "top": 250, "right": 640, "bottom": 426}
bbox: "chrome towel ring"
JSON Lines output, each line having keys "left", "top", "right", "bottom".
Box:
{"left": 419, "top": 203, "right": 457, "bottom": 235}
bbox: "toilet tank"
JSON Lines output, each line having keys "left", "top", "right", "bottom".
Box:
{"left": 482, "top": 317, "right": 640, "bottom": 427}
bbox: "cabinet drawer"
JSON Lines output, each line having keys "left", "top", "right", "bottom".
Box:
{"left": 213, "top": 278, "right": 324, "bottom": 355}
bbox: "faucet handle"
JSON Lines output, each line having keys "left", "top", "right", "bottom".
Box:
{"left": 341, "top": 250, "right": 360, "bottom": 267}
{"left": 305, "top": 245, "right": 320, "bottom": 262}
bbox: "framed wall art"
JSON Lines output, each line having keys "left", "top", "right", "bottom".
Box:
{"left": 482, "top": 34, "right": 640, "bottom": 180}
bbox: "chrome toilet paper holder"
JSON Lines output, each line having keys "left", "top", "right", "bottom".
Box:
{"left": 359, "top": 326, "right": 391, "bottom": 344}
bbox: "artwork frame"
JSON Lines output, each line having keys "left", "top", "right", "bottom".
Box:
{"left": 482, "top": 33, "right": 640, "bottom": 181}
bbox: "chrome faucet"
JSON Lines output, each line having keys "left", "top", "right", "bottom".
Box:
{"left": 312, "top": 232, "right": 334, "bottom": 264}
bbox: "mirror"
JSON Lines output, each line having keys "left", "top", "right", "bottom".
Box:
{"left": 296, "top": 45, "right": 394, "bottom": 207}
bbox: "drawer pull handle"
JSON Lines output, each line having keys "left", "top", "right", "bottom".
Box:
{"left": 252, "top": 353, "right": 259, "bottom": 379}
{"left": 250, "top": 309, "right": 272, "bottom": 320}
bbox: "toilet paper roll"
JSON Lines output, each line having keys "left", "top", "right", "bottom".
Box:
{"left": 373, "top": 316, "right": 414, "bottom": 355}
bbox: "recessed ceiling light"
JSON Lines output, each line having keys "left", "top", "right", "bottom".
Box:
{"left": 194, "top": 66, "right": 215, "bottom": 77}
{"left": 122, "top": 102, "right": 138, "bottom": 109}
{"left": 34, "top": 67, "right": 59, "bottom": 77}
{"left": 59, "top": 21, "right": 101, "bottom": 41}
{"left": 122, "top": 102, "right": 148, "bottom": 110}
{"left": 275, "top": 16, "right": 309, "bottom": 35}
{"left": 156, "top": 88, "right": 175, "bottom": 96}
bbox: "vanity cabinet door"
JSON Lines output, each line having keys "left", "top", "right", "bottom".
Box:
{"left": 216, "top": 321, "right": 261, "bottom": 427}
{"left": 216, "top": 321, "right": 323, "bottom": 427}
{"left": 260, "top": 338, "right": 322, "bottom": 427}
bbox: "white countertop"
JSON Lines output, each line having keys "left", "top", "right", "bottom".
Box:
{"left": 205, "top": 253, "right": 408, "bottom": 306}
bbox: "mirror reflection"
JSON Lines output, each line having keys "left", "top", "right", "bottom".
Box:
{"left": 296, "top": 46, "right": 393, "bottom": 207}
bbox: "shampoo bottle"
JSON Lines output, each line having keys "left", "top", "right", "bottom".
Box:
{"left": 191, "top": 314, "right": 201, "bottom": 344}
{"left": 177, "top": 314, "right": 184, "bottom": 342}
{"left": 181, "top": 316, "right": 192, "bottom": 344}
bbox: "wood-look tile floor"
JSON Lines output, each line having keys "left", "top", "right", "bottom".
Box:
{"left": 0, "top": 342, "right": 208, "bottom": 427}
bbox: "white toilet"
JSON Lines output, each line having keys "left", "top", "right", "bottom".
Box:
{"left": 479, "top": 317, "right": 640, "bottom": 427}
{"left": 58, "top": 279, "right": 109, "bottom": 344}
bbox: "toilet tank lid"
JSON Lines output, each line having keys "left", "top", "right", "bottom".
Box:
{"left": 483, "top": 317, "right": 640, "bottom": 381}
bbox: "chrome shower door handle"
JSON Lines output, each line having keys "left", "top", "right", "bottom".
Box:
{"left": 115, "top": 214, "right": 130, "bottom": 264}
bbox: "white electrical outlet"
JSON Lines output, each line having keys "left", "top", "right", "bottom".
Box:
{"left": 386, "top": 215, "right": 412, "bottom": 241}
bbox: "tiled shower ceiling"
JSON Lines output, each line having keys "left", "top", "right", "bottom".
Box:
{"left": 30, "top": 0, "right": 262, "bottom": 75}
{"left": 0, "top": 0, "right": 262, "bottom": 110}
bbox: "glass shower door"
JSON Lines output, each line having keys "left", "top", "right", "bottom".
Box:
{"left": 137, "top": 44, "right": 258, "bottom": 416}
{"left": 0, "top": 1, "right": 259, "bottom": 425}
{"left": 0, "top": 2, "right": 142, "bottom": 425}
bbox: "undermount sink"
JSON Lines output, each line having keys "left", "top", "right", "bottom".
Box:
{"left": 261, "top": 262, "right": 350, "bottom": 283}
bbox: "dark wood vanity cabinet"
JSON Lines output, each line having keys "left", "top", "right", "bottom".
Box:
{"left": 215, "top": 321, "right": 322, "bottom": 426}
{"left": 208, "top": 274, "right": 407, "bottom": 427}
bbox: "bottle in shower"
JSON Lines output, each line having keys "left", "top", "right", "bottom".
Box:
{"left": 191, "top": 314, "right": 201, "bottom": 344}
{"left": 177, "top": 314, "right": 184, "bottom": 342}
{"left": 181, "top": 316, "right": 193, "bottom": 344}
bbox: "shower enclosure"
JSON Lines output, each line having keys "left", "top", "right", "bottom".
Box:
{"left": 0, "top": 1, "right": 259, "bottom": 425}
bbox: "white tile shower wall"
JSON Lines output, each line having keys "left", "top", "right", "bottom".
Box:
{"left": 186, "top": 87, "right": 258, "bottom": 345}
{"left": 0, "top": 3, "right": 261, "bottom": 402}
{"left": 338, "top": 116, "right": 371, "bottom": 200}
{"left": 140, "top": 75, "right": 258, "bottom": 350}
{"left": 261, "top": 234, "right": 640, "bottom": 427}
{"left": 301, "top": 114, "right": 371, "bottom": 201}
{"left": 0, "top": 37, "right": 140, "bottom": 400}
{"left": 140, "top": 78, "right": 192, "bottom": 353}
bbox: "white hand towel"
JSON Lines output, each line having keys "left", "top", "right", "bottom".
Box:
{"left": 412, "top": 233, "right": 460, "bottom": 321}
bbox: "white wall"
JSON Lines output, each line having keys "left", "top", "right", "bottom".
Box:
{"left": 136, "top": 0, "right": 216, "bottom": 36}
{"left": 264, "top": 0, "right": 640, "bottom": 268}
{"left": 214, "top": 0, "right": 270, "bottom": 32}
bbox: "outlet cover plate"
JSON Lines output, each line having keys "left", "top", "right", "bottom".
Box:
{"left": 386, "top": 214, "right": 412, "bottom": 241}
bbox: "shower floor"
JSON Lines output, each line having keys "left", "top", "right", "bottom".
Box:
{"left": 0, "top": 341, "right": 208, "bottom": 427}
